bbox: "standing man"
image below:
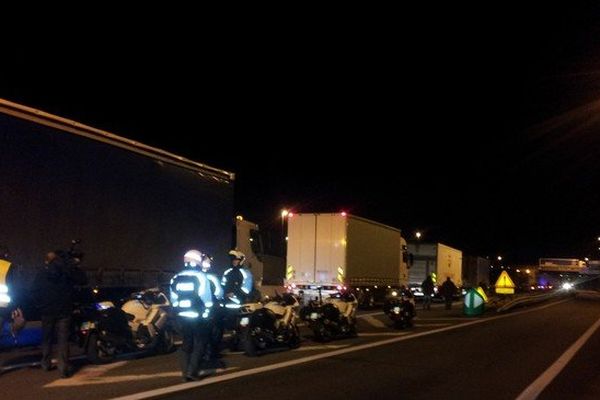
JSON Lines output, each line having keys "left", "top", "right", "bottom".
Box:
{"left": 421, "top": 275, "right": 435, "bottom": 310}
{"left": 33, "top": 250, "right": 84, "bottom": 378}
{"left": 440, "top": 276, "right": 458, "bottom": 310}
{"left": 221, "top": 250, "right": 254, "bottom": 306}
{"left": 170, "top": 249, "right": 213, "bottom": 382}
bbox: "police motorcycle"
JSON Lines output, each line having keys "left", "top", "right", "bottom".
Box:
{"left": 76, "top": 287, "right": 175, "bottom": 364}
{"left": 382, "top": 287, "right": 415, "bottom": 329}
{"left": 233, "top": 292, "right": 301, "bottom": 356}
{"left": 300, "top": 289, "right": 358, "bottom": 342}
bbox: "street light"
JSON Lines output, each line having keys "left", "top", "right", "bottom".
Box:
{"left": 280, "top": 209, "right": 290, "bottom": 255}
{"left": 415, "top": 231, "right": 422, "bottom": 239}
{"left": 497, "top": 256, "right": 502, "bottom": 261}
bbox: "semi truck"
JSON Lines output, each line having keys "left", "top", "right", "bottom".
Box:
{"left": 285, "top": 213, "right": 410, "bottom": 306}
{"left": 0, "top": 98, "right": 235, "bottom": 292}
{"left": 406, "top": 242, "right": 462, "bottom": 298}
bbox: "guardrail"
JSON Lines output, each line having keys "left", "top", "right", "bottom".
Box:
{"left": 495, "top": 290, "right": 572, "bottom": 313}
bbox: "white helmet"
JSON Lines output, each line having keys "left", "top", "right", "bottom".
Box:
{"left": 228, "top": 250, "right": 246, "bottom": 265}
{"left": 183, "top": 249, "right": 203, "bottom": 267}
{"left": 201, "top": 254, "right": 213, "bottom": 272}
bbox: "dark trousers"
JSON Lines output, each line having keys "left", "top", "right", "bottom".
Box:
{"left": 179, "top": 318, "right": 208, "bottom": 378}
{"left": 444, "top": 297, "right": 453, "bottom": 310}
{"left": 41, "top": 315, "right": 71, "bottom": 374}
{"left": 423, "top": 295, "right": 432, "bottom": 310}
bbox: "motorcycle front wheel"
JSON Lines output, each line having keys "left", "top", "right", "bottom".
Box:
{"left": 86, "top": 332, "right": 116, "bottom": 364}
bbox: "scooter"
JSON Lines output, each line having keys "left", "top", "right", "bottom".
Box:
{"left": 383, "top": 289, "right": 415, "bottom": 329}
{"left": 300, "top": 291, "right": 358, "bottom": 342}
{"left": 76, "top": 288, "right": 175, "bottom": 364}
{"left": 233, "top": 293, "right": 301, "bottom": 356}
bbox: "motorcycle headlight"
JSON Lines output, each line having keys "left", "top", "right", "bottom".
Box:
{"left": 310, "top": 312, "right": 319, "bottom": 320}
{"left": 240, "top": 317, "right": 250, "bottom": 327}
{"left": 80, "top": 321, "right": 95, "bottom": 330}
{"left": 393, "top": 306, "right": 401, "bottom": 314}
{"left": 0, "top": 284, "right": 8, "bottom": 293}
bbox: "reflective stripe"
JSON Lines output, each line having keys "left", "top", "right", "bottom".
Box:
{"left": 178, "top": 311, "right": 199, "bottom": 319}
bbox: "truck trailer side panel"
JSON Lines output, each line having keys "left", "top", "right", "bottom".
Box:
{"left": 436, "top": 243, "right": 463, "bottom": 286}
{"left": 346, "top": 216, "right": 401, "bottom": 285}
{"left": 0, "top": 107, "right": 234, "bottom": 283}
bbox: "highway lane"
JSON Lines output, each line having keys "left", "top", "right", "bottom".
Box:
{"left": 5, "top": 297, "right": 600, "bottom": 400}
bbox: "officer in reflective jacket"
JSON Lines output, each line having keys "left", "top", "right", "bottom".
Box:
{"left": 170, "top": 250, "right": 213, "bottom": 381}
{"left": 200, "top": 253, "right": 225, "bottom": 361}
{"left": 221, "top": 250, "right": 254, "bottom": 307}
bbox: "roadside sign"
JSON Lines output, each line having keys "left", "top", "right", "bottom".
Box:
{"left": 494, "top": 270, "right": 515, "bottom": 294}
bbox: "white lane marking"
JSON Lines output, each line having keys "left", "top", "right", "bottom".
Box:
{"left": 293, "top": 345, "right": 350, "bottom": 351}
{"left": 1, "top": 355, "right": 87, "bottom": 373}
{"left": 357, "top": 311, "right": 384, "bottom": 318}
{"left": 415, "top": 317, "right": 466, "bottom": 320}
{"left": 358, "top": 332, "right": 411, "bottom": 337}
{"left": 515, "top": 313, "right": 600, "bottom": 400}
{"left": 110, "top": 299, "right": 571, "bottom": 400}
{"left": 45, "top": 366, "right": 238, "bottom": 387}
{"left": 361, "top": 315, "right": 386, "bottom": 328}
{"left": 44, "top": 361, "right": 128, "bottom": 387}
{"left": 413, "top": 323, "right": 451, "bottom": 327}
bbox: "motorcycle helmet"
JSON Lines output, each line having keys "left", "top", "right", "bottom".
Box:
{"left": 201, "top": 253, "right": 213, "bottom": 272}
{"left": 228, "top": 250, "right": 246, "bottom": 266}
{"left": 183, "top": 249, "right": 203, "bottom": 267}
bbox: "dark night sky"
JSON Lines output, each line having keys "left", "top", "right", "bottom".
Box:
{"left": 3, "top": 4, "right": 600, "bottom": 264}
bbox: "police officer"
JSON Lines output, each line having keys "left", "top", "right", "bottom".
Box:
{"left": 200, "top": 253, "right": 225, "bottom": 362}
{"left": 170, "top": 250, "right": 213, "bottom": 381}
{"left": 221, "top": 250, "right": 254, "bottom": 306}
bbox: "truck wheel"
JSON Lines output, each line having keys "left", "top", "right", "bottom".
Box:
{"left": 87, "top": 333, "right": 116, "bottom": 364}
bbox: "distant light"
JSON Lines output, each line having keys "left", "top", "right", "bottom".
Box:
{"left": 585, "top": 257, "right": 589, "bottom": 261}
{"left": 526, "top": 269, "right": 531, "bottom": 274}
{"left": 341, "top": 212, "right": 347, "bottom": 217}
{"left": 285, "top": 236, "right": 289, "bottom": 241}
{"left": 249, "top": 238, "right": 254, "bottom": 242}
{"left": 288, "top": 212, "right": 294, "bottom": 218}
{"left": 416, "top": 232, "right": 422, "bottom": 239}
{"left": 562, "top": 282, "right": 573, "bottom": 290}
{"left": 236, "top": 215, "right": 244, "bottom": 221}
{"left": 516, "top": 269, "right": 521, "bottom": 273}
{"left": 93, "top": 288, "right": 99, "bottom": 294}
{"left": 281, "top": 209, "right": 289, "bottom": 218}
{"left": 497, "top": 256, "right": 502, "bottom": 261}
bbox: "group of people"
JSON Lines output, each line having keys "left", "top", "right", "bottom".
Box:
{"left": 170, "top": 249, "right": 254, "bottom": 382}
{"left": 420, "top": 275, "right": 458, "bottom": 310}
{"left": 1, "top": 247, "right": 254, "bottom": 381}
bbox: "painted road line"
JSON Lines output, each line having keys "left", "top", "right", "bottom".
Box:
{"left": 45, "top": 366, "right": 238, "bottom": 387}
{"left": 413, "top": 323, "right": 452, "bottom": 327}
{"left": 361, "top": 315, "right": 387, "bottom": 328}
{"left": 358, "top": 332, "right": 411, "bottom": 337}
{"left": 293, "top": 344, "right": 350, "bottom": 351}
{"left": 515, "top": 313, "right": 600, "bottom": 400}
{"left": 110, "top": 299, "right": 571, "bottom": 400}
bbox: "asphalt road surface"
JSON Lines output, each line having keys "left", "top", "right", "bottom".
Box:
{"left": 2, "top": 295, "right": 600, "bottom": 400}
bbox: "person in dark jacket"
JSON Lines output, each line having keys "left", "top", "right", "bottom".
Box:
{"left": 421, "top": 275, "right": 435, "bottom": 310}
{"left": 32, "top": 251, "right": 86, "bottom": 378}
{"left": 440, "top": 277, "right": 458, "bottom": 310}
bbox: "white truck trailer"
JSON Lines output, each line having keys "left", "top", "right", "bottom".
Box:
{"left": 285, "top": 213, "right": 410, "bottom": 306}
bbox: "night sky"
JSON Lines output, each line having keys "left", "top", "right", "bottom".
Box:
{"left": 3, "top": 4, "right": 600, "bottom": 264}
